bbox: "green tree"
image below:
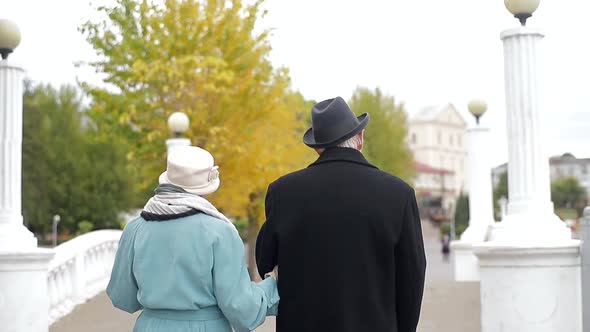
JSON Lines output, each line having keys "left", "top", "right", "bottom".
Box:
{"left": 453, "top": 194, "right": 470, "bottom": 237}
{"left": 492, "top": 171, "right": 508, "bottom": 220}
{"left": 22, "top": 82, "right": 133, "bottom": 236}
{"left": 348, "top": 87, "right": 414, "bottom": 182}
{"left": 551, "top": 177, "right": 586, "bottom": 210}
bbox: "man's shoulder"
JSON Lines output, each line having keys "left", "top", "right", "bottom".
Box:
{"left": 269, "top": 166, "right": 415, "bottom": 197}
{"left": 373, "top": 169, "right": 414, "bottom": 192}
{"left": 269, "top": 168, "right": 310, "bottom": 189}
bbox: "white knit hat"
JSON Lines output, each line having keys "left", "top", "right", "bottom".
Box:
{"left": 158, "top": 146, "right": 220, "bottom": 195}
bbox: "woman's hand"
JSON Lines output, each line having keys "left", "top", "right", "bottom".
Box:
{"left": 264, "top": 266, "right": 279, "bottom": 281}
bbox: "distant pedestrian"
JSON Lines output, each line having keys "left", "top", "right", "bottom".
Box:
{"left": 442, "top": 233, "right": 451, "bottom": 262}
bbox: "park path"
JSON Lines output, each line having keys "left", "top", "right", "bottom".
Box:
{"left": 51, "top": 220, "right": 480, "bottom": 332}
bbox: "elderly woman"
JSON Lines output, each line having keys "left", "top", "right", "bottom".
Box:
{"left": 107, "top": 146, "right": 278, "bottom": 332}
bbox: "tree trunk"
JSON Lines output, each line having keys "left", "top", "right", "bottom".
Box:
{"left": 246, "top": 191, "right": 262, "bottom": 281}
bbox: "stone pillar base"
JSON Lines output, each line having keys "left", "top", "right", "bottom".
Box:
{"left": 0, "top": 248, "right": 55, "bottom": 332}
{"left": 0, "top": 223, "right": 38, "bottom": 251}
{"left": 489, "top": 213, "right": 571, "bottom": 243}
{"left": 451, "top": 241, "right": 480, "bottom": 281}
{"left": 473, "top": 241, "right": 582, "bottom": 332}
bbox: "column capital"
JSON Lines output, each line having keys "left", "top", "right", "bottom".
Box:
{"left": 0, "top": 60, "right": 25, "bottom": 74}
{"left": 501, "top": 27, "right": 544, "bottom": 40}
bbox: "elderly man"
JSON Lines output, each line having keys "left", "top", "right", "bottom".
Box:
{"left": 256, "top": 96, "right": 426, "bottom": 332}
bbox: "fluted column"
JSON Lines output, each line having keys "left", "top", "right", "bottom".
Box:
{"left": 0, "top": 59, "right": 55, "bottom": 332}
{"left": 462, "top": 126, "right": 494, "bottom": 241}
{"left": 0, "top": 60, "right": 36, "bottom": 250}
{"left": 489, "top": 27, "right": 570, "bottom": 242}
{"left": 451, "top": 125, "right": 494, "bottom": 281}
{"left": 502, "top": 28, "right": 552, "bottom": 217}
{"left": 473, "top": 26, "right": 581, "bottom": 332}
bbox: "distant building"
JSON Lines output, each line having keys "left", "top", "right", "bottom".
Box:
{"left": 408, "top": 103, "right": 468, "bottom": 219}
{"left": 491, "top": 153, "right": 590, "bottom": 199}
{"left": 413, "top": 162, "right": 456, "bottom": 222}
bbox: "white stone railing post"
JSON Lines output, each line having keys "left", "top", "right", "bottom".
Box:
{"left": 47, "top": 230, "right": 122, "bottom": 325}
{"left": 72, "top": 252, "right": 87, "bottom": 304}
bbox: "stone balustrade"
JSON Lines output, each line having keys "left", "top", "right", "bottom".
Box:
{"left": 47, "top": 230, "right": 122, "bottom": 325}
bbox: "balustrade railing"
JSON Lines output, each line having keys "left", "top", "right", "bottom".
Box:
{"left": 47, "top": 230, "right": 122, "bottom": 325}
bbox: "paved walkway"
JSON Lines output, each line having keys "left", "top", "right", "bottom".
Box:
{"left": 51, "top": 221, "right": 480, "bottom": 332}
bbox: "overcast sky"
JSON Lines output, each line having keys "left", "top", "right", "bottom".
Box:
{"left": 1, "top": 0, "right": 589, "bottom": 166}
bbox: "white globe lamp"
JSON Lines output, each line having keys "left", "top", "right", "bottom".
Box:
{"left": 0, "top": 19, "right": 21, "bottom": 60}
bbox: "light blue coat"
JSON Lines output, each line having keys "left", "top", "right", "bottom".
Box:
{"left": 107, "top": 213, "right": 279, "bottom": 332}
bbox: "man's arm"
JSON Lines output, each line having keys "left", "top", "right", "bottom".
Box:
{"left": 395, "top": 189, "right": 427, "bottom": 331}
{"left": 256, "top": 183, "right": 278, "bottom": 278}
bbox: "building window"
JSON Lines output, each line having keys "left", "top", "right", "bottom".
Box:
{"left": 458, "top": 135, "right": 462, "bottom": 147}
{"left": 437, "top": 132, "right": 441, "bottom": 145}
{"left": 412, "top": 133, "right": 417, "bottom": 144}
{"left": 450, "top": 135, "right": 454, "bottom": 146}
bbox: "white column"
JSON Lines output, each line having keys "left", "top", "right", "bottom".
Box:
{"left": 474, "top": 27, "right": 581, "bottom": 332}
{"left": 490, "top": 27, "right": 570, "bottom": 242}
{"left": 0, "top": 59, "right": 54, "bottom": 332}
{"left": 462, "top": 126, "right": 494, "bottom": 241}
{"left": 451, "top": 126, "right": 495, "bottom": 281}
{"left": 166, "top": 137, "right": 191, "bottom": 156}
{"left": 0, "top": 61, "right": 37, "bottom": 249}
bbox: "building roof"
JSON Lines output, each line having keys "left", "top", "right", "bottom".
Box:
{"left": 414, "top": 161, "right": 454, "bottom": 175}
{"left": 493, "top": 153, "right": 590, "bottom": 171}
{"left": 410, "top": 103, "right": 467, "bottom": 126}
{"left": 550, "top": 153, "right": 590, "bottom": 164}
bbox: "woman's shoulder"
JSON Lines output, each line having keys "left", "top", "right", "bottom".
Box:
{"left": 197, "top": 214, "right": 237, "bottom": 236}
{"left": 163, "top": 212, "right": 238, "bottom": 240}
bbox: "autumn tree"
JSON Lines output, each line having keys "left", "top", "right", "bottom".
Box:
{"left": 80, "top": 0, "right": 314, "bottom": 276}
{"left": 348, "top": 87, "right": 414, "bottom": 182}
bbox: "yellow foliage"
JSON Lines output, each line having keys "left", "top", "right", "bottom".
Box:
{"left": 80, "top": 0, "right": 315, "bottom": 222}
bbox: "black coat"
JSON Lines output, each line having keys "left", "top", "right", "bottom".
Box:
{"left": 256, "top": 147, "right": 427, "bottom": 332}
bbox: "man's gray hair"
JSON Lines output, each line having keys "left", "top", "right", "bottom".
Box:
{"left": 336, "top": 133, "right": 363, "bottom": 150}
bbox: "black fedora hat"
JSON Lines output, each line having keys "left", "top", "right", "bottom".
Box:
{"left": 303, "top": 97, "right": 369, "bottom": 148}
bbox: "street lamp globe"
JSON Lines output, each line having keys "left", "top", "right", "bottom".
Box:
{"left": 168, "top": 112, "right": 190, "bottom": 137}
{"left": 0, "top": 19, "right": 21, "bottom": 60}
{"left": 468, "top": 99, "right": 487, "bottom": 125}
{"left": 504, "top": 0, "right": 540, "bottom": 26}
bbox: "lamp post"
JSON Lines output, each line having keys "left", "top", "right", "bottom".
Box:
{"left": 166, "top": 112, "right": 191, "bottom": 155}
{"left": 0, "top": 19, "right": 55, "bottom": 332}
{"left": 473, "top": 2, "right": 582, "bottom": 331}
{"left": 0, "top": 18, "right": 35, "bottom": 249}
{"left": 450, "top": 99, "right": 494, "bottom": 281}
{"left": 52, "top": 215, "right": 61, "bottom": 247}
{"left": 467, "top": 99, "right": 487, "bottom": 125}
{"left": 463, "top": 99, "right": 494, "bottom": 240}
{"left": 504, "top": 0, "right": 540, "bottom": 26}
{"left": 0, "top": 19, "right": 21, "bottom": 59}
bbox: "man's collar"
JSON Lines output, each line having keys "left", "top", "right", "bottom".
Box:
{"left": 308, "top": 147, "right": 378, "bottom": 169}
